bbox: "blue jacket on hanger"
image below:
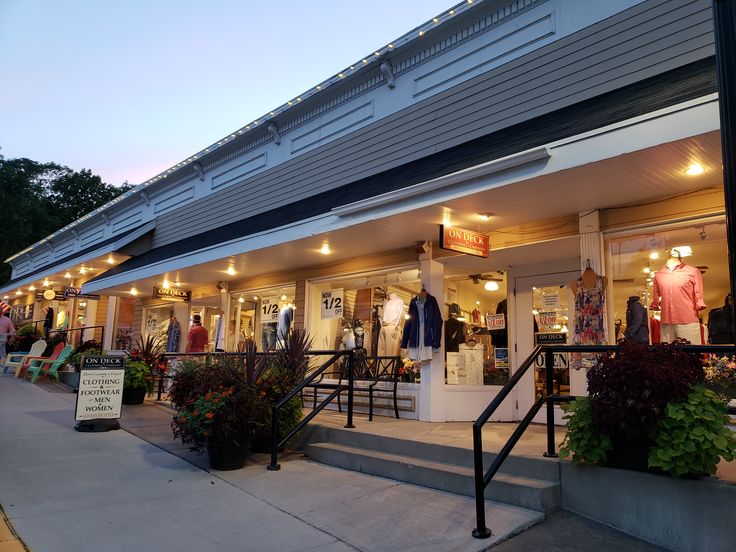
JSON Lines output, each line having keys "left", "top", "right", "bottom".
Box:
{"left": 401, "top": 293, "right": 443, "bottom": 349}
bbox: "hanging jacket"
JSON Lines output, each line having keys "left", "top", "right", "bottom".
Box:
{"left": 623, "top": 296, "right": 649, "bottom": 343}
{"left": 708, "top": 296, "right": 734, "bottom": 344}
{"left": 401, "top": 293, "right": 443, "bottom": 349}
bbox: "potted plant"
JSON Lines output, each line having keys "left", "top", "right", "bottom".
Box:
{"left": 122, "top": 360, "right": 153, "bottom": 405}
{"left": 169, "top": 356, "right": 270, "bottom": 470}
{"left": 60, "top": 340, "right": 102, "bottom": 388}
{"left": 6, "top": 324, "right": 42, "bottom": 353}
{"left": 560, "top": 340, "right": 736, "bottom": 477}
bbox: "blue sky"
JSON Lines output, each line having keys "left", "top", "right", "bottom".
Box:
{"left": 0, "top": 0, "right": 457, "bottom": 186}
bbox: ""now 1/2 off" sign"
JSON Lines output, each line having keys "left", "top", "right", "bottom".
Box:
{"left": 75, "top": 356, "right": 125, "bottom": 422}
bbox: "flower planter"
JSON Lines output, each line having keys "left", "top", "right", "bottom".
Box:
{"left": 206, "top": 441, "right": 247, "bottom": 470}
{"left": 59, "top": 371, "right": 80, "bottom": 389}
{"left": 121, "top": 387, "right": 147, "bottom": 405}
{"left": 605, "top": 435, "right": 651, "bottom": 472}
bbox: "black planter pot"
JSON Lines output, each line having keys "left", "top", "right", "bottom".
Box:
{"left": 606, "top": 435, "right": 651, "bottom": 471}
{"left": 206, "top": 441, "right": 247, "bottom": 471}
{"left": 121, "top": 387, "right": 147, "bottom": 405}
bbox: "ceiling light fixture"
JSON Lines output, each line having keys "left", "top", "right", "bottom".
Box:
{"left": 642, "top": 267, "right": 651, "bottom": 274}
{"left": 15, "top": 290, "right": 22, "bottom": 296}
{"left": 130, "top": 287, "right": 138, "bottom": 296}
{"left": 649, "top": 252, "right": 659, "bottom": 260}
{"left": 484, "top": 280, "right": 500, "bottom": 291}
{"left": 162, "top": 278, "right": 170, "bottom": 289}
{"left": 478, "top": 212, "right": 494, "bottom": 221}
{"left": 107, "top": 255, "right": 115, "bottom": 264}
{"left": 238, "top": 296, "right": 245, "bottom": 303}
{"left": 226, "top": 266, "right": 236, "bottom": 276}
{"left": 280, "top": 294, "right": 288, "bottom": 301}
{"left": 42, "top": 279, "right": 49, "bottom": 287}
{"left": 64, "top": 272, "right": 72, "bottom": 279}
{"left": 319, "top": 243, "right": 331, "bottom": 255}
{"left": 29, "top": 285, "right": 36, "bottom": 291}
{"left": 685, "top": 163, "right": 704, "bottom": 176}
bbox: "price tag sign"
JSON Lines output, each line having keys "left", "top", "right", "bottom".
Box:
{"left": 321, "top": 288, "right": 344, "bottom": 319}
{"left": 542, "top": 294, "right": 560, "bottom": 309}
{"left": 538, "top": 311, "right": 557, "bottom": 326}
{"left": 260, "top": 296, "right": 280, "bottom": 324}
{"left": 486, "top": 313, "right": 506, "bottom": 330}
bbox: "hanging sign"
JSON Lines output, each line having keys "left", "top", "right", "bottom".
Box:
{"left": 538, "top": 311, "right": 557, "bottom": 327}
{"left": 260, "top": 296, "right": 280, "bottom": 324}
{"left": 486, "top": 313, "right": 506, "bottom": 330}
{"left": 75, "top": 356, "right": 125, "bottom": 422}
{"left": 321, "top": 288, "right": 344, "bottom": 319}
{"left": 535, "top": 332, "right": 567, "bottom": 345}
{"left": 64, "top": 287, "right": 101, "bottom": 300}
{"left": 542, "top": 293, "right": 560, "bottom": 309}
{"left": 152, "top": 287, "right": 191, "bottom": 302}
{"left": 36, "top": 290, "right": 65, "bottom": 301}
{"left": 439, "top": 225, "right": 490, "bottom": 258}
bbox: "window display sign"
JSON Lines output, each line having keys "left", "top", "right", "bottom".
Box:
{"left": 494, "top": 348, "right": 509, "bottom": 369}
{"left": 542, "top": 293, "right": 560, "bottom": 309}
{"left": 260, "top": 296, "right": 280, "bottom": 324}
{"left": 439, "top": 225, "right": 490, "bottom": 258}
{"left": 538, "top": 311, "right": 557, "bottom": 326}
{"left": 152, "top": 287, "right": 191, "bottom": 302}
{"left": 321, "top": 288, "right": 344, "bottom": 319}
{"left": 535, "top": 332, "right": 567, "bottom": 345}
{"left": 75, "top": 356, "right": 125, "bottom": 422}
{"left": 486, "top": 313, "right": 505, "bottom": 330}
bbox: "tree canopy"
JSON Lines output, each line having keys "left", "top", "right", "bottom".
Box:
{"left": 0, "top": 156, "right": 133, "bottom": 285}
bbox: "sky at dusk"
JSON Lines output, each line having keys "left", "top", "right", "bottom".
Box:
{"left": 1, "top": 0, "right": 457, "bottom": 187}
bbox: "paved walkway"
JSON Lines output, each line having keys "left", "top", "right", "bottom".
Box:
{"left": 0, "top": 376, "right": 667, "bottom": 551}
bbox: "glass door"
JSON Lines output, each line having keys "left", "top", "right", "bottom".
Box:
{"left": 515, "top": 270, "right": 578, "bottom": 424}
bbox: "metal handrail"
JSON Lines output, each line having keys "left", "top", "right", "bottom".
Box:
{"left": 472, "top": 343, "right": 736, "bottom": 539}
{"left": 48, "top": 325, "right": 105, "bottom": 347}
{"left": 268, "top": 350, "right": 355, "bottom": 471}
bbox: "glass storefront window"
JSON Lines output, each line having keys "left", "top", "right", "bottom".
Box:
{"left": 115, "top": 297, "right": 136, "bottom": 350}
{"left": 229, "top": 285, "right": 296, "bottom": 352}
{"left": 444, "top": 273, "right": 509, "bottom": 386}
{"left": 307, "top": 269, "right": 419, "bottom": 374}
{"left": 143, "top": 304, "right": 173, "bottom": 343}
{"left": 606, "top": 220, "right": 730, "bottom": 345}
{"left": 532, "top": 284, "right": 570, "bottom": 399}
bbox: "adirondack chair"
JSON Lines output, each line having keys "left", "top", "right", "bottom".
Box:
{"left": 5, "top": 339, "right": 47, "bottom": 378}
{"left": 18, "top": 342, "right": 64, "bottom": 379}
{"left": 25, "top": 345, "right": 73, "bottom": 383}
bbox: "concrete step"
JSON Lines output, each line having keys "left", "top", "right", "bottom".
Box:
{"left": 307, "top": 442, "right": 561, "bottom": 514}
{"left": 313, "top": 425, "right": 560, "bottom": 482}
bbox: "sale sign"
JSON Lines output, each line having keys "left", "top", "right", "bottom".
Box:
{"left": 321, "top": 288, "right": 344, "bottom": 319}
{"left": 260, "top": 296, "right": 280, "bottom": 324}
{"left": 538, "top": 311, "right": 557, "bottom": 326}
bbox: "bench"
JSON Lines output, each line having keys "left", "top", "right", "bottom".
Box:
{"left": 306, "top": 354, "right": 401, "bottom": 421}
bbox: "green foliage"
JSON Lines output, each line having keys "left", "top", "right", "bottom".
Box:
{"left": 16, "top": 324, "right": 42, "bottom": 338}
{"left": 124, "top": 360, "right": 153, "bottom": 392}
{"left": 559, "top": 398, "right": 612, "bottom": 464}
{"left": 648, "top": 385, "right": 736, "bottom": 478}
{"left": 7, "top": 324, "right": 43, "bottom": 352}
{"left": 0, "top": 156, "right": 132, "bottom": 285}
{"left": 251, "top": 395, "right": 304, "bottom": 452}
{"left": 127, "top": 334, "right": 165, "bottom": 370}
{"left": 69, "top": 348, "right": 102, "bottom": 371}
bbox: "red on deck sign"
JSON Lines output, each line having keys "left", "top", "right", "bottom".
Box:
{"left": 439, "top": 225, "right": 490, "bottom": 258}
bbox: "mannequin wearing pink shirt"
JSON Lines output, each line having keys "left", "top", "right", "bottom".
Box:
{"left": 650, "top": 251, "right": 706, "bottom": 344}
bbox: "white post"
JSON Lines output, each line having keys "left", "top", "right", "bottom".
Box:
{"left": 417, "top": 251, "right": 446, "bottom": 422}
{"left": 173, "top": 303, "right": 190, "bottom": 353}
{"left": 104, "top": 296, "right": 117, "bottom": 351}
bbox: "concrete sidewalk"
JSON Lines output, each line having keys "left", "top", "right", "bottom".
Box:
{"left": 0, "top": 377, "right": 543, "bottom": 552}
{"left": 0, "top": 376, "right": 670, "bottom": 551}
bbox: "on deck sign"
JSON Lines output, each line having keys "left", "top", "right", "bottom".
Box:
{"left": 74, "top": 356, "right": 125, "bottom": 421}
{"left": 439, "top": 225, "right": 490, "bottom": 258}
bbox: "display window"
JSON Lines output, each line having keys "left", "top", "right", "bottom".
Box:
{"left": 230, "top": 285, "right": 296, "bottom": 352}
{"left": 307, "top": 268, "right": 420, "bottom": 379}
{"left": 444, "top": 272, "right": 508, "bottom": 386}
{"left": 606, "top": 219, "right": 730, "bottom": 346}
{"left": 143, "top": 304, "right": 173, "bottom": 343}
{"left": 532, "top": 284, "right": 571, "bottom": 399}
{"left": 114, "top": 297, "right": 136, "bottom": 350}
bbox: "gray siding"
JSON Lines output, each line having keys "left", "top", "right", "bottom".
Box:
{"left": 152, "top": 0, "right": 713, "bottom": 248}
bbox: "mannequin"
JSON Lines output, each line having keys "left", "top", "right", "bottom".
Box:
{"left": 650, "top": 250, "right": 706, "bottom": 344}
{"left": 623, "top": 296, "right": 649, "bottom": 343}
{"left": 569, "top": 263, "right": 608, "bottom": 369}
{"left": 378, "top": 292, "right": 404, "bottom": 356}
{"left": 401, "top": 287, "right": 442, "bottom": 361}
{"left": 444, "top": 303, "right": 466, "bottom": 353}
{"left": 277, "top": 303, "right": 294, "bottom": 341}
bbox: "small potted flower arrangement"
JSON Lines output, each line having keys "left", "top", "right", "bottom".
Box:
{"left": 399, "top": 358, "right": 421, "bottom": 383}
{"left": 704, "top": 355, "right": 736, "bottom": 400}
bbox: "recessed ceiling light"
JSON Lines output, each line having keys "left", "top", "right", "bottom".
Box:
{"left": 29, "top": 285, "right": 36, "bottom": 291}
{"left": 642, "top": 267, "right": 651, "bottom": 274}
{"left": 64, "top": 272, "right": 72, "bottom": 279}
{"left": 649, "top": 252, "right": 659, "bottom": 260}
{"left": 238, "top": 296, "right": 244, "bottom": 303}
{"left": 226, "top": 266, "right": 236, "bottom": 276}
{"left": 130, "top": 287, "right": 138, "bottom": 296}
{"left": 685, "top": 163, "right": 704, "bottom": 176}
{"left": 478, "top": 212, "right": 494, "bottom": 221}
{"left": 280, "top": 294, "right": 288, "bottom": 301}
{"left": 319, "top": 243, "right": 331, "bottom": 255}
{"left": 484, "top": 280, "right": 500, "bottom": 291}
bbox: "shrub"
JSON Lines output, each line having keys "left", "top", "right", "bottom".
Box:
{"left": 559, "top": 397, "right": 611, "bottom": 464}
{"left": 68, "top": 340, "right": 103, "bottom": 371}
{"left": 587, "top": 340, "right": 703, "bottom": 440}
{"left": 648, "top": 385, "right": 736, "bottom": 478}
{"left": 7, "top": 324, "right": 43, "bottom": 353}
{"left": 124, "top": 360, "right": 153, "bottom": 392}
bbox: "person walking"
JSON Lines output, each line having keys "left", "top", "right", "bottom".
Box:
{"left": 186, "top": 314, "right": 208, "bottom": 354}
{"left": 0, "top": 308, "right": 16, "bottom": 367}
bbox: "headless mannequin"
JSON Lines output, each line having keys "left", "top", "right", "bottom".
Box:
{"left": 569, "top": 266, "right": 608, "bottom": 294}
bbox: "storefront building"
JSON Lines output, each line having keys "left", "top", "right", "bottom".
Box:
{"left": 2, "top": 0, "right": 730, "bottom": 422}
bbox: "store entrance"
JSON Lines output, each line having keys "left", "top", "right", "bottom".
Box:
{"left": 514, "top": 270, "right": 578, "bottom": 424}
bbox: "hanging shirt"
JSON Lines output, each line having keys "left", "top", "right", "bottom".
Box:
{"left": 650, "top": 262, "right": 706, "bottom": 324}
{"left": 382, "top": 294, "right": 405, "bottom": 326}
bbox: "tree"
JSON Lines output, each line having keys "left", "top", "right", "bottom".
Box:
{"left": 0, "top": 156, "right": 133, "bottom": 285}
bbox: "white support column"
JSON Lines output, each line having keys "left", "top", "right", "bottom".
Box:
{"left": 173, "top": 303, "right": 190, "bottom": 353}
{"left": 574, "top": 210, "right": 608, "bottom": 396}
{"left": 220, "top": 288, "right": 231, "bottom": 351}
{"left": 417, "top": 250, "right": 446, "bottom": 422}
{"left": 104, "top": 296, "right": 118, "bottom": 351}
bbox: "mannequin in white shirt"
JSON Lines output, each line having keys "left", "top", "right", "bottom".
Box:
{"left": 378, "top": 292, "right": 405, "bottom": 356}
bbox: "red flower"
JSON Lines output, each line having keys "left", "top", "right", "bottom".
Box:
{"left": 205, "top": 412, "right": 214, "bottom": 419}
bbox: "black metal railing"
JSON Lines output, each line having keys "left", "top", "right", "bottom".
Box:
{"left": 268, "top": 350, "right": 355, "bottom": 471}
{"left": 472, "top": 343, "right": 736, "bottom": 539}
{"left": 48, "top": 325, "right": 105, "bottom": 348}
